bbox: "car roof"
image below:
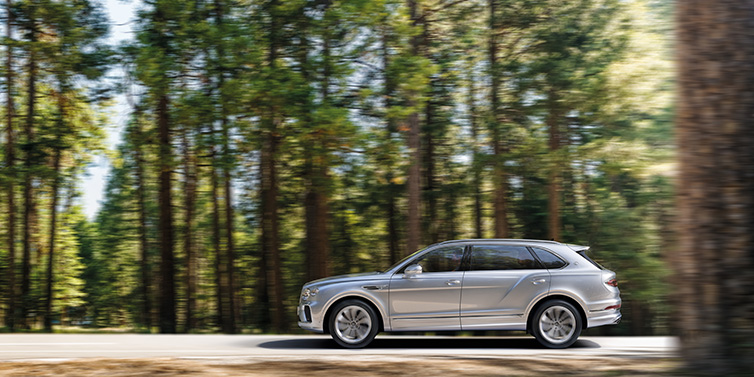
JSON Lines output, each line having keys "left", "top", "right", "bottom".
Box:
{"left": 434, "top": 238, "right": 579, "bottom": 249}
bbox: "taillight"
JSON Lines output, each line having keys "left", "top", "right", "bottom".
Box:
{"left": 605, "top": 278, "right": 618, "bottom": 287}
{"left": 604, "top": 304, "right": 621, "bottom": 310}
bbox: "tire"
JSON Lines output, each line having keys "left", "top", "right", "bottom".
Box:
{"left": 328, "top": 299, "right": 379, "bottom": 349}
{"left": 531, "top": 299, "right": 582, "bottom": 349}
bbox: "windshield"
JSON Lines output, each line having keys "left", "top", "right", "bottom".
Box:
{"left": 382, "top": 246, "right": 427, "bottom": 273}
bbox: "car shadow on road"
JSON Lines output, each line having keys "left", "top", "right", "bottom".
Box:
{"left": 257, "top": 337, "right": 600, "bottom": 350}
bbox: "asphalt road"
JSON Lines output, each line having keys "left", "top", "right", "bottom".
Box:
{"left": 0, "top": 334, "right": 676, "bottom": 361}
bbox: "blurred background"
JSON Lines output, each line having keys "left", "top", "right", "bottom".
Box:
{"left": 0, "top": 0, "right": 674, "bottom": 336}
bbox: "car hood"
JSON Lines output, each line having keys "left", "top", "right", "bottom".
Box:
{"left": 307, "top": 272, "right": 387, "bottom": 286}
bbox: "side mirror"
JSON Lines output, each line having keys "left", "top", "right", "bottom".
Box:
{"left": 404, "top": 264, "right": 423, "bottom": 278}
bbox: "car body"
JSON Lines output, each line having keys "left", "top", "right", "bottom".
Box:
{"left": 298, "top": 239, "right": 621, "bottom": 348}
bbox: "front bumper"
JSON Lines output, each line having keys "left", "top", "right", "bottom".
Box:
{"left": 298, "top": 302, "right": 325, "bottom": 333}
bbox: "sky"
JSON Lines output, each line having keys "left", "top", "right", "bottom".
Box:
{"left": 80, "top": 0, "right": 138, "bottom": 219}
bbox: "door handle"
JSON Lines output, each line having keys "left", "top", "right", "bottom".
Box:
{"left": 531, "top": 278, "right": 546, "bottom": 285}
{"left": 445, "top": 280, "right": 461, "bottom": 286}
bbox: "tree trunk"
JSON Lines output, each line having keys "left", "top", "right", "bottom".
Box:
{"left": 488, "top": 0, "right": 508, "bottom": 238}
{"left": 21, "top": 13, "right": 37, "bottom": 329}
{"left": 676, "top": 1, "right": 754, "bottom": 374}
{"left": 133, "top": 110, "right": 151, "bottom": 331}
{"left": 157, "top": 94, "right": 176, "bottom": 334}
{"left": 45, "top": 85, "right": 65, "bottom": 332}
{"left": 406, "top": 0, "right": 422, "bottom": 255}
{"left": 5, "top": 0, "right": 16, "bottom": 331}
{"left": 261, "top": 1, "right": 286, "bottom": 332}
{"left": 381, "top": 23, "right": 400, "bottom": 264}
{"left": 547, "top": 92, "right": 562, "bottom": 241}
{"left": 210, "top": 141, "right": 225, "bottom": 331}
{"left": 181, "top": 125, "right": 197, "bottom": 332}
{"left": 221, "top": 116, "right": 238, "bottom": 334}
{"left": 468, "top": 68, "right": 483, "bottom": 239}
{"left": 261, "top": 124, "right": 284, "bottom": 332}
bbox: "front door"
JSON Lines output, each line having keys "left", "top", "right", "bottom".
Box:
{"left": 388, "top": 245, "right": 465, "bottom": 331}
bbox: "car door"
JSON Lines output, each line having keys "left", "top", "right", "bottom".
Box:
{"left": 460, "top": 244, "right": 550, "bottom": 330}
{"left": 388, "top": 245, "right": 466, "bottom": 331}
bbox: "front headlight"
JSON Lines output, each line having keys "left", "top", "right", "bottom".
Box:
{"left": 301, "top": 287, "right": 319, "bottom": 301}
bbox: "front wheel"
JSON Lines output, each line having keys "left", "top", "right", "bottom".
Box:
{"left": 328, "top": 300, "right": 379, "bottom": 348}
{"left": 531, "top": 300, "right": 582, "bottom": 349}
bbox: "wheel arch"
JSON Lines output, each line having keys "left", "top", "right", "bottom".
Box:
{"left": 526, "top": 294, "right": 588, "bottom": 332}
{"left": 322, "top": 295, "right": 386, "bottom": 335}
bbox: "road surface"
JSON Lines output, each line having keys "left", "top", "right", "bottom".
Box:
{"left": 0, "top": 334, "right": 676, "bottom": 362}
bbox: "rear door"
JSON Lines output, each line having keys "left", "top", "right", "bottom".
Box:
{"left": 460, "top": 244, "right": 550, "bottom": 330}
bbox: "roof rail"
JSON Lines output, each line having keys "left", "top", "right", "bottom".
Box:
{"left": 436, "top": 238, "right": 563, "bottom": 245}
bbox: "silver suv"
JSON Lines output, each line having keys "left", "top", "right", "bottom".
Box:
{"left": 298, "top": 239, "right": 621, "bottom": 348}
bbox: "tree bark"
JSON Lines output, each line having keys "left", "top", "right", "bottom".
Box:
{"left": 5, "top": 0, "right": 16, "bottom": 331}
{"left": 210, "top": 140, "right": 225, "bottom": 331}
{"left": 45, "top": 84, "right": 66, "bottom": 332}
{"left": 381, "top": 23, "right": 400, "bottom": 264}
{"left": 676, "top": 1, "right": 754, "bottom": 374}
{"left": 157, "top": 93, "right": 176, "bottom": 334}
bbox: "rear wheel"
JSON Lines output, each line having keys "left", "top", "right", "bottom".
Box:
{"left": 532, "top": 300, "right": 582, "bottom": 348}
{"left": 328, "top": 300, "right": 379, "bottom": 348}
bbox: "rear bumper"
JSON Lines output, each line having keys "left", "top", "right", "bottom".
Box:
{"left": 587, "top": 311, "right": 622, "bottom": 328}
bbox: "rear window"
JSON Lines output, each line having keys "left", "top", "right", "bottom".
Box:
{"left": 530, "top": 247, "right": 567, "bottom": 269}
{"left": 577, "top": 250, "right": 605, "bottom": 270}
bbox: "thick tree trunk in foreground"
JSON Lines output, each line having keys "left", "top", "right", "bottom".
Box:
{"left": 676, "top": 1, "right": 754, "bottom": 374}
{"left": 181, "top": 126, "right": 197, "bottom": 332}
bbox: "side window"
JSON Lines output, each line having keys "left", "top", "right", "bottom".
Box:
{"left": 406, "top": 246, "right": 465, "bottom": 273}
{"left": 469, "top": 245, "right": 543, "bottom": 271}
{"left": 531, "top": 247, "right": 567, "bottom": 269}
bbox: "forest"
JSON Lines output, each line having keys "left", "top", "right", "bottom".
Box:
{"left": 0, "top": 0, "right": 673, "bottom": 335}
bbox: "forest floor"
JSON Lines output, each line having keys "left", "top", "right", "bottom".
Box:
{"left": 0, "top": 356, "right": 681, "bottom": 376}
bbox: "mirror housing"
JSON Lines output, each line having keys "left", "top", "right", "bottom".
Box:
{"left": 404, "top": 264, "right": 423, "bottom": 278}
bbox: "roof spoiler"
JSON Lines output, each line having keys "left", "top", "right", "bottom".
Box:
{"left": 565, "top": 244, "right": 590, "bottom": 253}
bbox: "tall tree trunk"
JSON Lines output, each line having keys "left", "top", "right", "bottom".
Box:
{"left": 547, "top": 92, "right": 562, "bottom": 241}
{"left": 45, "top": 85, "right": 66, "bottom": 332}
{"left": 21, "top": 13, "right": 37, "bottom": 329}
{"left": 468, "top": 68, "right": 483, "bottom": 239}
{"left": 157, "top": 93, "right": 176, "bottom": 334}
{"left": 181, "top": 125, "right": 197, "bottom": 332}
{"left": 5, "top": 0, "right": 16, "bottom": 331}
{"left": 305, "top": 21, "right": 331, "bottom": 282}
{"left": 220, "top": 116, "right": 238, "bottom": 334}
{"left": 214, "top": 0, "right": 238, "bottom": 334}
{"left": 488, "top": 0, "right": 508, "bottom": 238}
{"left": 261, "top": 124, "right": 284, "bottom": 332}
{"left": 261, "top": 0, "right": 285, "bottom": 332}
{"left": 381, "top": 23, "right": 400, "bottom": 264}
{"left": 133, "top": 112, "right": 151, "bottom": 331}
{"left": 422, "top": 21, "right": 438, "bottom": 245}
{"left": 406, "top": 0, "right": 422, "bottom": 255}
{"left": 210, "top": 141, "right": 225, "bottom": 331}
{"left": 676, "top": 1, "right": 754, "bottom": 374}
{"left": 44, "top": 147, "right": 60, "bottom": 332}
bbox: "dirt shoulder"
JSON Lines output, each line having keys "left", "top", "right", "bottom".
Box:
{"left": 0, "top": 356, "right": 679, "bottom": 377}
